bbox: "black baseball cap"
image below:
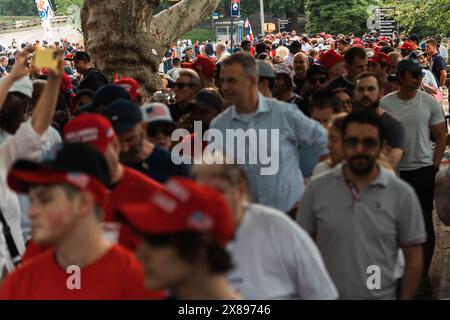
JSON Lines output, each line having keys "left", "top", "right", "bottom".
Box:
{"left": 80, "top": 84, "right": 131, "bottom": 113}
{"left": 7, "top": 143, "right": 110, "bottom": 205}
{"left": 65, "top": 51, "right": 91, "bottom": 62}
{"left": 306, "top": 65, "right": 329, "bottom": 79}
{"left": 188, "top": 89, "right": 224, "bottom": 113}
{"left": 397, "top": 59, "right": 422, "bottom": 74}
{"left": 102, "top": 99, "right": 143, "bottom": 134}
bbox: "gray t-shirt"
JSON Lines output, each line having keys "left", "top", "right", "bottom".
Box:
{"left": 381, "top": 111, "right": 405, "bottom": 150}
{"left": 297, "top": 164, "right": 426, "bottom": 299}
{"left": 381, "top": 90, "right": 445, "bottom": 171}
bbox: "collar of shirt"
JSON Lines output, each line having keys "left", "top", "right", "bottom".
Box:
{"left": 230, "top": 93, "right": 271, "bottom": 122}
{"left": 331, "top": 163, "right": 390, "bottom": 188}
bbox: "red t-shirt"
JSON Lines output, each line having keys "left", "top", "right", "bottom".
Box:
{"left": 0, "top": 244, "right": 166, "bottom": 300}
{"left": 104, "top": 166, "right": 163, "bottom": 250}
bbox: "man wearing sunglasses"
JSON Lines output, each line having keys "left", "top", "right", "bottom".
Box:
{"left": 381, "top": 59, "right": 447, "bottom": 283}
{"left": 301, "top": 65, "right": 330, "bottom": 117}
{"left": 298, "top": 110, "right": 426, "bottom": 299}
{"left": 170, "top": 69, "right": 201, "bottom": 122}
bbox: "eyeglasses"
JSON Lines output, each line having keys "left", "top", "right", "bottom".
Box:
{"left": 344, "top": 137, "right": 379, "bottom": 149}
{"left": 308, "top": 77, "right": 327, "bottom": 85}
{"left": 174, "top": 82, "right": 194, "bottom": 89}
{"left": 147, "top": 124, "right": 174, "bottom": 137}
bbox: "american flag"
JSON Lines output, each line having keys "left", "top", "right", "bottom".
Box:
{"left": 145, "top": 105, "right": 168, "bottom": 119}
{"left": 244, "top": 17, "right": 254, "bottom": 42}
{"left": 187, "top": 211, "right": 213, "bottom": 232}
{"left": 433, "top": 88, "right": 444, "bottom": 105}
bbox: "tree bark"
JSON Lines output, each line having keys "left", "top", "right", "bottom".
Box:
{"left": 81, "top": 0, "right": 222, "bottom": 97}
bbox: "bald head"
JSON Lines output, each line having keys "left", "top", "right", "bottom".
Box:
{"left": 293, "top": 52, "right": 309, "bottom": 79}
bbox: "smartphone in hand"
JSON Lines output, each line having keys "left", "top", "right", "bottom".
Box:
{"left": 32, "top": 48, "right": 59, "bottom": 70}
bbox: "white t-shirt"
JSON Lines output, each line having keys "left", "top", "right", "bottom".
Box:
{"left": 439, "top": 46, "right": 448, "bottom": 61}
{"left": 227, "top": 203, "right": 338, "bottom": 300}
{"left": 0, "top": 120, "right": 44, "bottom": 273}
{"left": 381, "top": 90, "right": 445, "bottom": 171}
{"left": 422, "top": 69, "right": 439, "bottom": 88}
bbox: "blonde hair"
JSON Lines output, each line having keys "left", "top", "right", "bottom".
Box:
{"left": 275, "top": 46, "right": 289, "bottom": 59}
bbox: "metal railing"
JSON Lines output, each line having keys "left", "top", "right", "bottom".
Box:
{"left": 0, "top": 16, "right": 69, "bottom": 32}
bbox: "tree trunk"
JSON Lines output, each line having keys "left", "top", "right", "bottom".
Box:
{"left": 81, "top": 0, "right": 222, "bottom": 97}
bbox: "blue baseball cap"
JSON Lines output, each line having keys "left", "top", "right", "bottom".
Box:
{"left": 102, "top": 99, "right": 142, "bottom": 134}
{"left": 80, "top": 84, "right": 130, "bottom": 113}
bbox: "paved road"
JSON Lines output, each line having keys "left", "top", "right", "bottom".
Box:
{"left": 0, "top": 25, "right": 82, "bottom": 47}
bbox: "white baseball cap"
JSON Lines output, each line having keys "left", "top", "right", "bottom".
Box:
{"left": 141, "top": 102, "right": 174, "bottom": 124}
{"left": 7, "top": 76, "right": 33, "bottom": 98}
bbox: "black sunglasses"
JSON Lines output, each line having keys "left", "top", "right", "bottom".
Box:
{"left": 174, "top": 82, "right": 194, "bottom": 89}
{"left": 344, "top": 137, "right": 379, "bottom": 149}
{"left": 308, "top": 77, "right": 327, "bottom": 85}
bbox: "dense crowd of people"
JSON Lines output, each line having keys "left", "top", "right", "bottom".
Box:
{"left": 0, "top": 29, "right": 449, "bottom": 300}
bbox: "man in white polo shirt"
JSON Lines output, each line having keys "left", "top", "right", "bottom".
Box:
{"left": 297, "top": 110, "right": 426, "bottom": 299}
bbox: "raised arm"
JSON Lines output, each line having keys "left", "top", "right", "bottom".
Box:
{"left": 31, "top": 52, "right": 64, "bottom": 136}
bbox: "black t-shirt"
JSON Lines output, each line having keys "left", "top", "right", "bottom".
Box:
{"left": 79, "top": 68, "right": 109, "bottom": 92}
{"left": 0, "top": 66, "right": 5, "bottom": 77}
{"left": 328, "top": 75, "right": 355, "bottom": 97}
{"left": 288, "top": 93, "right": 309, "bottom": 117}
{"left": 431, "top": 53, "right": 446, "bottom": 86}
{"left": 169, "top": 103, "right": 192, "bottom": 122}
{"left": 381, "top": 111, "right": 405, "bottom": 150}
{"left": 125, "top": 145, "right": 189, "bottom": 183}
{"left": 293, "top": 77, "right": 306, "bottom": 96}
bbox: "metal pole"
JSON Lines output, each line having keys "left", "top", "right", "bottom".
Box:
{"left": 230, "top": 12, "right": 234, "bottom": 48}
{"left": 260, "top": 0, "right": 265, "bottom": 36}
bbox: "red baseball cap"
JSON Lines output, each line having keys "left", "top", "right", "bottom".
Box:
{"left": 368, "top": 52, "right": 390, "bottom": 65}
{"left": 114, "top": 77, "right": 140, "bottom": 102}
{"left": 399, "top": 41, "right": 416, "bottom": 51}
{"left": 118, "top": 177, "right": 234, "bottom": 246}
{"left": 8, "top": 143, "right": 110, "bottom": 206}
{"left": 319, "top": 50, "right": 344, "bottom": 69}
{"left": 353, "top": 44, "right": 366, "bottom": 49}
{"left": 64, "top": 114, "right": 116, "bottom": 154}
{"left": 353, "top": 38, "right": 362, "bottom": 45}
{"left": 193, "top": 55, "right": 216, "bottom": 78}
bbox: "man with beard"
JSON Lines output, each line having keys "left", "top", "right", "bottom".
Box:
{"left": 292, "top": 52, "right": 309, "bottom": 96}
{"left": 103, "top": 99, "right": 188, "bottom": 183}
{"left": 297, "top": 110, "right": 426, "bottom": 300}
{"left": 353, "top": 72, "right": 405, "bottom": 169}
{"left": 273, "top": 63, "right": 306, "bottom": 114}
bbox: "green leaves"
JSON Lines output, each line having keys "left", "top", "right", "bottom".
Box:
{"left": 379, "top": 0, "right": 450, "bottom": 36}
{"left": 305, "top": 0, "right": 377, "bottom": 35}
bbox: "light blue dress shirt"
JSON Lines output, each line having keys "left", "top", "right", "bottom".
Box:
{"left": 209, "top": 94, "right": 328, "bottom": 212}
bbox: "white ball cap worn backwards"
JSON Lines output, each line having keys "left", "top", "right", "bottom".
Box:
{"left": 140, "top": 102, "right": 174, "bottom": 124}
{"left": 7, "top": 76, "right": 33, "bottom": 98}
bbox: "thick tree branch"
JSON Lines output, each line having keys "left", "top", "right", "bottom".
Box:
{"left": 152, "top": 0, "right": 221, "bottom": 45}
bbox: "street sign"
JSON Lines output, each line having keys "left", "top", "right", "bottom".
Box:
{"left": 278, "top": 19, "right": 292, "bottom": 32}
{"left": 264, "top": 23, "right": 276, "bottom": 33}
{"left": 373, "top": 6, "right": 397, "bottom": 37}
{"left": 212, "top": 12, "right": 219, "bottom": 20}
{"left": 231, "top": 0, "right": 240, "bottom": 17}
